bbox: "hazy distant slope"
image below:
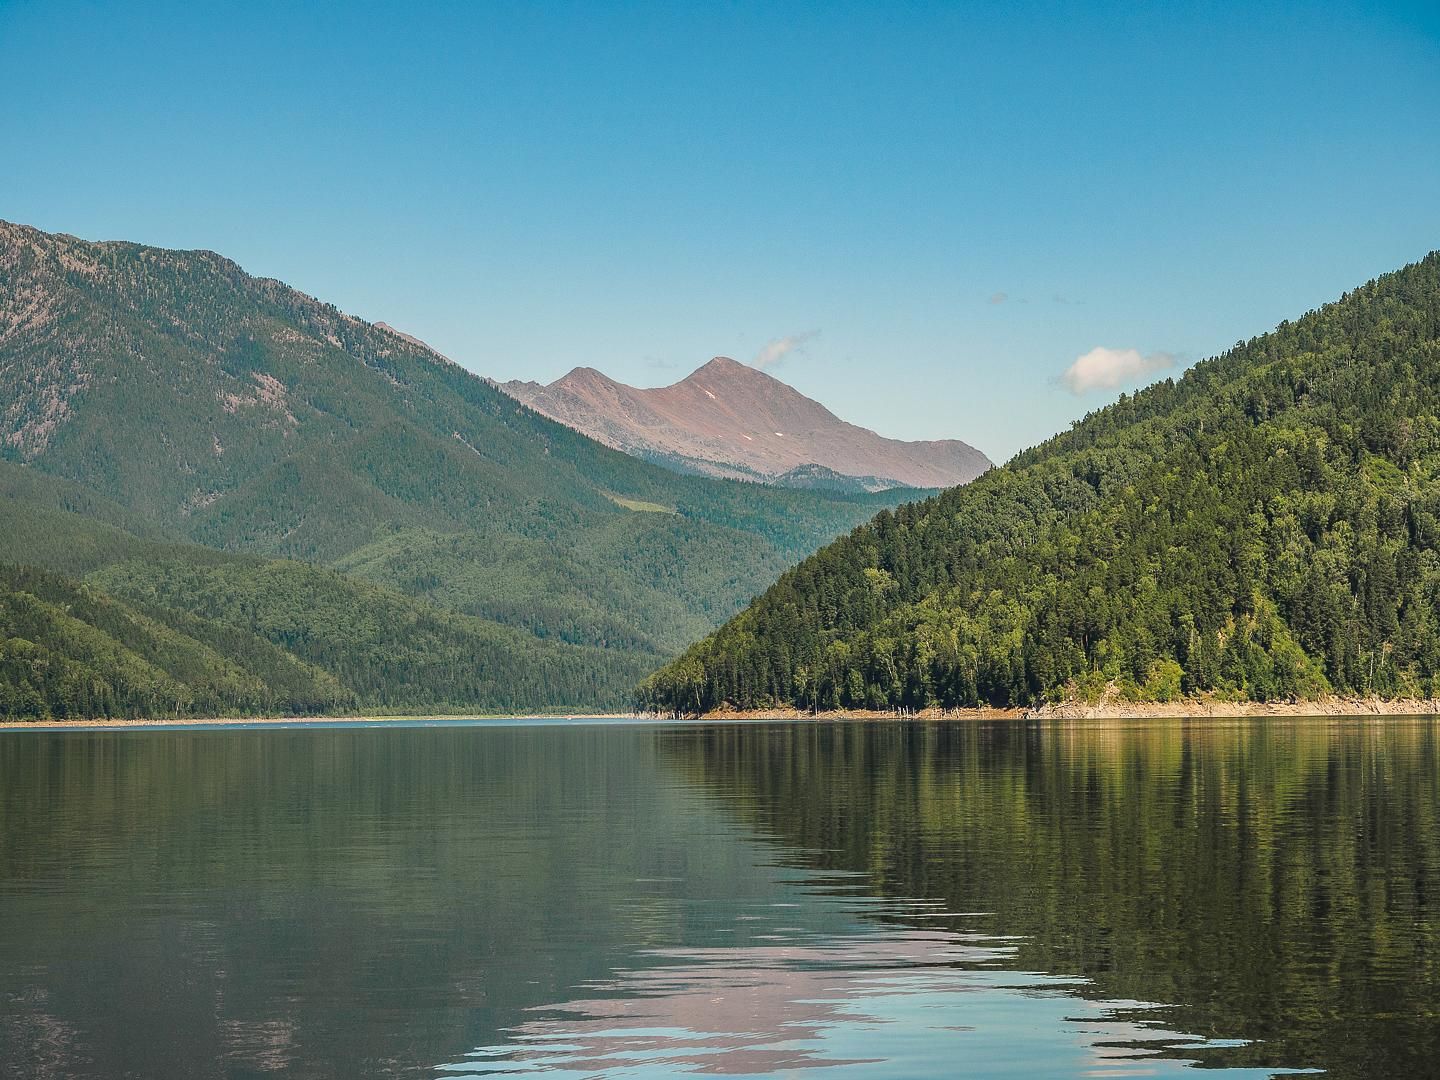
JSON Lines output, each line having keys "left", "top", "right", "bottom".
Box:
{"left": 502, "top": 356, "right": 991, "bottom": 490}
{"left": 640, "top": 253, "right": 1440, "bottom": 713}
{"left": 0, "top": 220, "right": 912, "bottom": 681}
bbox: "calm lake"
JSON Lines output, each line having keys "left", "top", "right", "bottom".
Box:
{"left": 2, "top": 718, "right": 1436, "bottom": 1078}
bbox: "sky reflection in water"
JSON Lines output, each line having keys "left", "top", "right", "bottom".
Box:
{"left": 451, "top": 897, "right": 1311, "bottom": 1079}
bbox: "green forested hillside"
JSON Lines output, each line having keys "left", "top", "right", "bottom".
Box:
{"left": 0, "top": 564, "right": 350, "bottom": 720}
{"left": 640, "top": 253, "right": 1440, "bottom": 713}
{"left": 0, "top": 480, "right": 657, "bottom": 718}
{"left": 0, "top": 220, "right": 918, "bottom": 714}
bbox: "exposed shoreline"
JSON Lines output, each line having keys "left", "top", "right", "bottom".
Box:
{"left": 4, "top": 696, "right": 1439, "bottom": 731}
{"left": 699, "top": 696, "right": 1440, "bottom": 721}
{"left": 696, "top": 706, "right": 1026, "bottom": 721}
{"left": 1022, "top": 696, "right": 1440, "bottom": 719}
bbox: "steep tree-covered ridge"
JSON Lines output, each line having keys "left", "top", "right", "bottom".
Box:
{"left": 0, "top": 465, "right": 657, "bottom": 718}
{"left": 0, "top": 220, "right": 918, "bottom": 718}
{"left": 640, "top": 253, "right": 1440, "bottom": 713}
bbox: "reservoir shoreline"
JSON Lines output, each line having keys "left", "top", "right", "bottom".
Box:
{"left": 5, "top": 696, "right": 1440, "bottom": 730}
{"left": 703, "top": 697, "right": 1440, "bottom": 720}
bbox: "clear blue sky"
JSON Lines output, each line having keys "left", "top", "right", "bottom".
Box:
{"left": 3, "top": 1, "right": 1437, "bottom": 460}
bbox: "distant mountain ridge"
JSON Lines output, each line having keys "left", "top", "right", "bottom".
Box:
{"left": 501, "top": 357, "right": 991, "bottom": 491}
{"left": 0, "top": 219, "right": 915, "bottom": 716}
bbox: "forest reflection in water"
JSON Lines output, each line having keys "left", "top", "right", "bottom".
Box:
{"left": 649, "top": 717, "right": 1440, "bottom": 1079}
{"left": 0, "top": 717, "right": 1434, "bottom": 1078}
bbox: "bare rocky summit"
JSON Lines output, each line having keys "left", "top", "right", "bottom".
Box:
{"left": 501, "top": 356, "right": 991, "bottom": 491}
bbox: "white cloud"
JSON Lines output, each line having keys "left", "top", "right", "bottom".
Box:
{"left": 753, "top": 330, "right": 819, "bottom": 370}
{"left": 1060, "top": 346, "right": 1175, "bottom": 395}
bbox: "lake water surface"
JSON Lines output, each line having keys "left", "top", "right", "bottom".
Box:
{"left": 1, "top": 718, "right": 1436, "bottom": 1078}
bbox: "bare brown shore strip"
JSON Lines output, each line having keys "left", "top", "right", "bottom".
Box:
{"left": 698, "top": 706, "right": 1024, "bottom": 721}
{"left": 1026, "top": 697, "right": 1440, "bottom": 719}
{"left": 4, "top": 697, "right": 1439, "bottom": 730}
{"left": 700, "top": 696, "right": 1440, "bottom": 721}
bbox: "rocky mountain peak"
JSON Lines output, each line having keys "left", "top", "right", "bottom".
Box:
{"left": 501, "top": 358, "right": 991, "bottom": 491}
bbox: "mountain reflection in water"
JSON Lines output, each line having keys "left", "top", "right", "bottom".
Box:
{"left": 454, "top": 918, "right": 1304, "bottom": 1079}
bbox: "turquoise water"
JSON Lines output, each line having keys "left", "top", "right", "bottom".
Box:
{"left": 2, "top": 718, "right": 1433, "bottom": 1077}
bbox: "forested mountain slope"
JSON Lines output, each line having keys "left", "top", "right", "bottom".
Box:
{"left": 0, "top": 468, "right": 657, "bottom": 718}
{"left": 0, "top": 221, "right": 914, "bottom": 711}
{"left": 640, "top": 253, "right": 1440, "bottom": 713}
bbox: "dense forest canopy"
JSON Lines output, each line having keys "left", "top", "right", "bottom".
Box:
{"left": 0, "top": 486, "right": 657, "bottom": 719}
{"left": 640, "top": 252, "right": 1440, "bottom": 713}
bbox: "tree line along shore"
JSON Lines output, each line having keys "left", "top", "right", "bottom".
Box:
{"left": 10, "top": 698, "right": 1439, "bottom": 729}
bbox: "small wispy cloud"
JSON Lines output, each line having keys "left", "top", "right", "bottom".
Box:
{"left": 988, "top": 291, "right": 1008, "bottom": 305}
{"left": 753, "top": 330, "right": 819, "bottom": 371}
{"left": 643, "top": 355, "right": 679, "bottom": 370}
{"left": 1060, "top": 346, "right": 1175, "bottom": 395}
